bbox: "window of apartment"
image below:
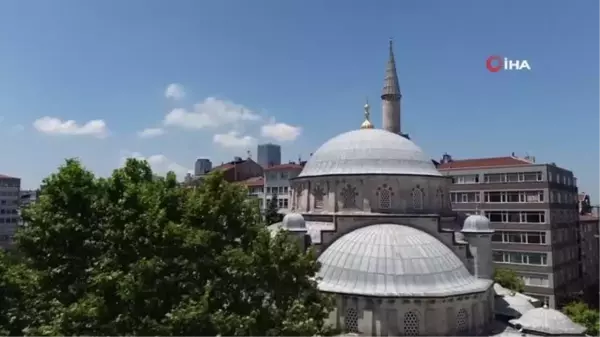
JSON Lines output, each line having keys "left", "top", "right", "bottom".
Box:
{"left": 453, "top": 175, "right": 479, "bottom": 184}
{"left": 548, "top": 173, "right": 553, "bottom": 182}
{"left": 556, "top": 173, "right": 560, "bottom": 183}
{"left": 492, "top": 231, "right": 547, "bottom": 244}
{"left": 493, "top": 251, "right": 548, "bottom": 266}
{"left": 522, "top": 275, "right": 550, "bottom": 287}
{"left": 484, "top": 173, "right": 505, "bottom": 183}
{"left": 557, "top": 193, "right": 562, "bottom": 203}
{"left": 484, "top": 191, "right": 544, "bottom": 203}
{"left": 284, "top": 186, "right": 289, "bottom": 194}
{"left": 485, "top": 211, "right": 545, "bottom": 224}
{"left": 506, "top": 173, "right": 520, "bottom": 182}
{"left": 562, "top": 176, "right": 567, "bottom": 185}
{"left": 280, "top": 172, "right": 289, "bottom": 179}
{"left": 451, "top": 192, "right": 480, "bottom": 203}
{"left": 523, "top": 172, "right": 543, "bottom": 182}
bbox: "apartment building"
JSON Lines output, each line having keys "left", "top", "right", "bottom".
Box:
{"left": 438, "top": 154, "right": 580, "bottom": 308}
{"left": 578, "top": 214, "right": 599, "bottom": 307}
{"left": 210, "top": 156, "right": 263, "bottom": 183}
{"left": 263, "top": 163, "right": 304, "bottom": 213}
{"left": 0, "top": 175, "right": 21, "bottom": 249}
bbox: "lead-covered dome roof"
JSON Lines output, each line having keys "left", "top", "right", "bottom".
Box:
{"left": 297, "top": 129, "right": 441, "bottom": 178}
{"left": 317, "top": 224, "right": 492, "bottom": 297}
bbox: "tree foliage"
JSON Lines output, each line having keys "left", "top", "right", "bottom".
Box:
{"left": 493, "top": 268, "right": 525, "bottom": 293}
{"left": 563, "top": 301, "right": 600, "bottom": 336}
{"left": 265, "top": 193, "right": 283, "bottom": 225}
{"left": 6, "top": 158, "right": 334, "bottom": 336}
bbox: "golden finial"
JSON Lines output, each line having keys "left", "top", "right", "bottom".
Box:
{"left": 360, "top": 98, "right": 374, "bottom": 129}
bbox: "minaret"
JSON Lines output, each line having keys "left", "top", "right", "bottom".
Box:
{"left": 381, "top": 39, "right": 402, "bottom": 135}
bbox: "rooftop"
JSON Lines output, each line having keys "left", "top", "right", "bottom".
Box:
{"left": 240, "top": 176, "right": 264, "bottom": 187}
{"left": 264, "top": 163, "right": 304, "bottom": 171}
{"left": 438, "top": 156, "right": 534, "bottom": 170}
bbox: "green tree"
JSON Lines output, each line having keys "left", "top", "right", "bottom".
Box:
{"left": 0, "top": 251, "right": 39, "bottom": 335}
{"left": 265, "top": 193, "right": 283, "bottom": 225}
{"left": 563, "top": 301, "right": 600, "bottom": 336}
{"left": 493, "top": 268, "right": 525, "bottom": 293}
{"left": 15, "top": 158, "right": 333, "bottom": 336}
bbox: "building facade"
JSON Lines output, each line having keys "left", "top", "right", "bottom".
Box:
{"left": 257, "top": 143, "right": 281, "bottom": 167}
{"left": 210, "top": 156, "right": 263, "bottom": 183}
{"left": 438, "top": 155, "right": 580, "bottom": 308}
{"left": 263, "top": 163, "right": 303, "bottom": 213}
{"left": 578, "top": 214, "right": 599, "bottom": 307}
{"left": 0, "top": 175, "right": 21, "bottom": 249}
{"left": 194, "top": 158, "right": 212, "bottom": 176}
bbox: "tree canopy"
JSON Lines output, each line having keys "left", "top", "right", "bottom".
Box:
{"left": 2, "top": 158, "right": 334, "bottom": 336}
{"left": 265, "top": 193, "right": 283, "bottom": 225}
{"left": 493, "top": 268, "right": 525, "bottom": 293}
{"left": 563, "top": 301, "right": 599, "bottom": 336}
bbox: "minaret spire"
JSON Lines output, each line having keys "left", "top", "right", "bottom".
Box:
{"left": 360, "top": 98, "right": 374, "bottom": 129}
{"left": 381, "top": 39, "right": 403, "bottom": 135}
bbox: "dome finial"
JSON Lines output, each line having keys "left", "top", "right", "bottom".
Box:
{"left": 360, "top": 98, "right": 374, "bottom": 129}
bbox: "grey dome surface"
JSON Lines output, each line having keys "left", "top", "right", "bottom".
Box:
{"left": 282, "top": 213, "right": 306, "bottom": 231}
{"left": 509, "top": 306, "right": 586, "bottom": 335}
{"left": 317, "top": 224, "right": 491, "bottom": 297}
{"left": 495, "top": 293, "right": 535, "bottom": 318}
{"left": 462, "top": 214, "right": 494, "bottom": 233}
{"left": 298, "top": 129, "right": 441, "bottom": 178}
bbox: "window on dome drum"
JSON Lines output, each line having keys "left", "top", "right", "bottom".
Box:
{"left": 492, "top": 250, "right": 548, "bottom": 266}
{"left": 435, "top": 187, "right": 444, "bottom": 208}
{"left": 456, "top": 308, "right": 469, "bottom": 333}
{"left": 340, "top": 184, "right": 358, "bottom": 209}
{"left": 376, "top": 184, "right": 393, "bottom": 209}
{"left": 411, "top": 186, "right": 424, "bottom": 210}
{"left": 491, "top": 231, "right": 547, "bottom": 245}
{"left": 484, "top": 211, "right": 545, "bottom": 224}
{"left": 344, "top": 307, "right": 359, "bottom": 333}
{"left": 312, "top": 185, "right": 325, "bottom": 210}
{"left": 403, "top": 311, "right": 420, "bottom": 336}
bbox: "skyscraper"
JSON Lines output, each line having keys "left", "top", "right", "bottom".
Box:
{"left": 257, "top": 143, "right": 281, "bottom": 167}
{"left": 194, "top": 158, "right": 212, "bottom": 176}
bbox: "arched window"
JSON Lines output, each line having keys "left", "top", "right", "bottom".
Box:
{"left": 340, "top": 184, "right": 357, "bottom": 209}
{"left": 313, "top": 185, "right": 325, "bottom": 209}
{"left": 456, "top": 308, "right": 469, "bottom": 334}
{"left": 377, "top": 184, "right": 394, "bottom": 209}
{"left": 436, "top": 187, "right": 444, "bottom": 209}
{"left": 344, "top": 307, "right": 359, "bottom": 333}
{"left": 403, "top": 311, "right": 420, "bottom": 336}
{"left": 411, "top": 186, "right": 424, "bottom": 210}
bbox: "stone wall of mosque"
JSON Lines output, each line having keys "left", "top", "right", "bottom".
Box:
{"left": 327, "top": 288, "right": 494, "bottom": 336}
{"left": 290, "top": 174, "right": 452, "bottom": 216}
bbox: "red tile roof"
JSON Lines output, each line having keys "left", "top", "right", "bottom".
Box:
{"left": 437, "top": 156, "right": 533, "bottom": 170}
{"left": 264, "top": 164, "right": 304, "bottom": 171}
{"left": 240, "top": 176, "right": 264, "bottom": 187}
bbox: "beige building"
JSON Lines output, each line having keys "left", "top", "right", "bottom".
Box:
{"left": 437, "top": 156, "right": 581, "bottom": 308}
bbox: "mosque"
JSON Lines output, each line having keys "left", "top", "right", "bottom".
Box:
{"left": 268, "top": 41, "right": 588, "bottom": 336}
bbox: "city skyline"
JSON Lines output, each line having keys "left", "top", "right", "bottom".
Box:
{"left": 0, "top": 0, "right": 597, "bottom": 200}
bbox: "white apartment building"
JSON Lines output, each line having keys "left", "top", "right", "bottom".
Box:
{"left": 263, "top": 163, "right": 304, "bottom": 213}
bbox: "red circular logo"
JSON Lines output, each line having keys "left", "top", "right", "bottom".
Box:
{"left": 486, "top": 55, "right": 503, "bottom": 73}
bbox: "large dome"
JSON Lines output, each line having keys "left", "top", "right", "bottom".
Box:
{"left": 317, "top": 224, "right": 492, "bottom": 297}
{"left": 298, "top": 129, "right": 441, "bottom": 178}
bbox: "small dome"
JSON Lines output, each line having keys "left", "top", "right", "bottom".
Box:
{"left": 495, "top": 293, "right": 535, "bottom": 318}
{"left": 282, "top": 213, "right": 306, "bottom": 231}
{"left": 317, "top": 224, "right": 491, "bottom": 297}
{"left": 462, "top": 214, "right": 494, "bottom": 233}
{"left": 298, "top": 129, "right": 441, "bottom": 178}
{"left": 509, "top": 306, "right": 586, "bottom": 335}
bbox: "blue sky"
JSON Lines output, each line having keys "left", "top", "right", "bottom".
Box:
{"left": 0, "top": 0, "right": 598, "bottom": 198}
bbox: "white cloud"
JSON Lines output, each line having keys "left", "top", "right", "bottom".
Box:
{"left": 163, "top": 97, "right": 261, "bottom": 130}
{"left": 165, "top": 83, "right": 185, "bottom": 100}
{"left": 33, "top": 117, "right": 108, "bottom": 138}
{"left": 137, "top": 127, "right": 165, "bottom": 138}
{"left": 121, "top": 151, "right": 191, "bottom": 178}
{"left": 213, "top": 131, "right": 256, "bottom": 149}
{"left": 260, "top": 120, "right": 302, "bottom": 142}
